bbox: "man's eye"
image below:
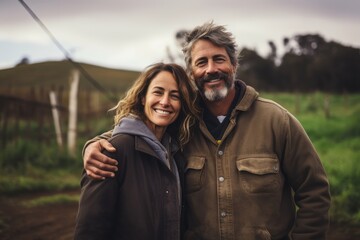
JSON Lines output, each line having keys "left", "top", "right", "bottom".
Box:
{"left": 196, "top": 61, "right": 206, "bottom": 67}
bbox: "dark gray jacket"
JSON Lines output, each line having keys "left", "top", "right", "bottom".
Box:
{"left": 74, "top": 117, "right": 184, "bottom": 240}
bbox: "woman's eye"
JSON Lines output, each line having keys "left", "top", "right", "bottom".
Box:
{"left": 171, "top": 94, "right": 180, "bottom": 100}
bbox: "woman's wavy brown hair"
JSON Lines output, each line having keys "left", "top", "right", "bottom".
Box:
{"left": 112, "top": 62, "right": 199, "bottom": 147}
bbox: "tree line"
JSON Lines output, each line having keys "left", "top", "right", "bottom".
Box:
{"left": 16, "top": 31, "right": 360, "bottom": 93}
{"left": 168, "top": 31, "right": 360, "bottom": 93}
{"left": 236, "top": 34, "right": 360, "bottom": 92}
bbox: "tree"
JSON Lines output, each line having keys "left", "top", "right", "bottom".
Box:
{"left": 278, "top": 33, "right": 360, "bottom": 92}
{"left": 168, "top": 28, "right": 360, "bottom": 92}
{"left": 15, "top": 56, "right": 30, "bottom": 67}
{"left": 267, "top": 41, "right": 277, "bottom": 63}
{"left": 165, "top": 29, "right": 189, "bottom": 67}
{"left": 237, "top": 48, "right": 276, "bottom": 91}
{"left": 294, "top": 34, "right": 326, "bottom": 56}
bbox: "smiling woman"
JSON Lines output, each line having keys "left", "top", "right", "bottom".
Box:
{"left": 111, "top": 62, "right": 198, "bottom": 146}
{"left": 141, "top": 71, "right": 181, "bottom": 140}
{"left": 74, "top": 62, "right": 199, "bottom": 240}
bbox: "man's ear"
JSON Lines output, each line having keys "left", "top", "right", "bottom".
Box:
{"left": 189, "top": 74, "right": 198, "bottom": 91}
{"left": 190, "top": 72, "right": 195, "bottom": 81}
{"left": 232, "top": 64, "right": 237, "bottom": 75}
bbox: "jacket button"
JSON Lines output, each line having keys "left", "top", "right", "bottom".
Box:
{"left": 218, "top": 150, "right": 224, "bottom": 156}
{"left": 165, "top": 190, "right": 169, "bottom": 194}
{"left": 219, "top": 177, "right": 225, "bottom": 182}
{"left": 220, "top": 211, "right": 226, "bottom": 217}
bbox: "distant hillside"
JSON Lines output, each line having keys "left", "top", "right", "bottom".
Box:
{"left": 0, "top": 60, "right": 140, "bottom": 92}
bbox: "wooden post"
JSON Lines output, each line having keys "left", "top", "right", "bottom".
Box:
{"left": 0, "top": 105, "right": 9, "bottom": 147}
{"left": 67, "top": 70, "right": 80, "bottom": 155}
{"left": 324, "top": 93, "right": 331, "bottom": 119}
{"left": 49, "top": 91, "right": 63, "bottom": 147}
{"left": 294, "top": 92, "right": 300, "bottom": 115}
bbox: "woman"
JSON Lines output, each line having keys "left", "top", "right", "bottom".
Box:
{"left": 74, "top": 63, "right": 198, "bottom": 240}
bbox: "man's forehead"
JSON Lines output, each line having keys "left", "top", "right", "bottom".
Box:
{"left": 191, "top": 40, "right": 228, "bottom": 60}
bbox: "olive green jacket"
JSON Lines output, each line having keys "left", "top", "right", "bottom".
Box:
{"left": 183, "top": 81, "right": 330, "bottom": 240}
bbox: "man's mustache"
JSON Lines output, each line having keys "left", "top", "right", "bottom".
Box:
{"left": 198, "top": 72, "right": 229, "bottom": 83}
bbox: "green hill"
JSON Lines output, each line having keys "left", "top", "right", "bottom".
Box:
{"left": 0, "top": 60, "right": 140, "bottom": 92}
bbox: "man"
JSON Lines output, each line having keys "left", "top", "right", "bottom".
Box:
{"left": 83, "top": 22, "right": 331, "bottom": 240}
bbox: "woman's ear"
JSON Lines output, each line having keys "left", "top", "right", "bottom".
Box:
{"left": 141, "top": 96, "right": 145, "bottom": 105}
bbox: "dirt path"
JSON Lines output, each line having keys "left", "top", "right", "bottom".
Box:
{"left": 0, "top": 190, "right": 359, "bottom": 240}
{"left": 0, "top": 190, "right": 79, "bottom": 240}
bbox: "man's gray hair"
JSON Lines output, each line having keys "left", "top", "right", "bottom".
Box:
{"left": 182, "top": 21, "right": 239, "bottom": 75}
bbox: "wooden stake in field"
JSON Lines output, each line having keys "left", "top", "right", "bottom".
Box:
{"left": 324, "top": 93, "right": 331, "bottom": 119}
{"left": 49, "top": 91, "right": 63, "bottom": 147}
{"left": 68, "top": 70, "right": 79, "bottom": 155}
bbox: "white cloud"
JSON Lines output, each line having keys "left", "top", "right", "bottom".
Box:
{"left": 0, "top": 0, "right": 359, "bottom": 70}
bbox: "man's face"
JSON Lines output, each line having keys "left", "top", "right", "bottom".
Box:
{"left": 190, "top": 39, "right": 235, "bottom": 102}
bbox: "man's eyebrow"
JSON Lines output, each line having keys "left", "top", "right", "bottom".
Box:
{"left": 213, "top": 54, "right": 227, "bottom": 58}
{"left": 194, "top": 54, "right": 227, "bottom": 62}
{"left": 194, "top": 56, "right": 207, "bottom": 63}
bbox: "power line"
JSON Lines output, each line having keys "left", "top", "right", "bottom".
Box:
{"left": 18, "top": 0, "right": 118, "bottom": 103}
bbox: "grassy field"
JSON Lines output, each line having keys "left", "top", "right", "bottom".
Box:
{"left": 1, "top": 92, "right": 359, "bottom": 225}
{"left": 0, "top": 62, "right": 359, "bottom": 225}
{"left": 0, "top": 60, "right": 140, "bottom": 91}
{"left": 263, "top": 92, "right": 360, "bottom": 224}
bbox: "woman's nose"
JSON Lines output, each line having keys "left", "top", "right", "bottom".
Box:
{"left": 160, "top": 95, "right": 170, "bottom": 106}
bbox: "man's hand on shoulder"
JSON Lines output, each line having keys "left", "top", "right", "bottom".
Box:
{"left": 83, "top": 139, "right": 118, "bottom": 180}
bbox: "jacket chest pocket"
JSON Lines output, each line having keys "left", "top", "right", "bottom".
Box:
{"left": 185, "top": 156, "right": 206, "bottom": 193}
{"left": 236, "top": 155, "right": 280, "bottom": 194}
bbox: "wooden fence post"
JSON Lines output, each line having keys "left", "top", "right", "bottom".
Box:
{"left": 67, "top": 70, "right": 79, "bottom": 156}
{"left": 294, "top": 92, "right": 300, "bottom": 114}
{"left": 49, "top": 91, "right": 63, "bottom": 147}
{"left": 324, "top": 93, "right": 331, "bottom": 119}
{"left": 0, "top": 105, "right": 8, "bottom": 147}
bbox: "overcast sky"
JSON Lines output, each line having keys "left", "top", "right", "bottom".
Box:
{"left": 1, "top": 0, "right": 359, "bottom": 71}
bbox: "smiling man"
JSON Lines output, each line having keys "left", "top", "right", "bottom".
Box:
{"left": 82, "top": 22, "right": 331, "bottom": 240}
{"left": 191, "top": 39, "right": 235, "bottom": 103}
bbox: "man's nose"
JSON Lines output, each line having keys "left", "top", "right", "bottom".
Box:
{"left": 206, "top": 61, "right": 217, "bottom": 74}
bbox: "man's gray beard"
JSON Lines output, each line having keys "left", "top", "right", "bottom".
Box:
{"left": 203, "top": 86, "right": 229, "bottom": 101}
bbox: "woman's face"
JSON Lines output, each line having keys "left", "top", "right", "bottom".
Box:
{"left": 142, "top": 71, "right": 181, "bottom": 136}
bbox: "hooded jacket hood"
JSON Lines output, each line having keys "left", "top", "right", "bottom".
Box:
{"left": 112, "top": 116, "right": 175, "bottom": 169}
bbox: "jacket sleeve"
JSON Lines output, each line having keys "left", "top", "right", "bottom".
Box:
{"left": 282, "top": 113, "right": 331, "bottom": 240}
{"left": 81, "top": 130, "right": 113, "bottom": 157}
{"left": 74, "top": 148, "right": 123, "bottom": 240}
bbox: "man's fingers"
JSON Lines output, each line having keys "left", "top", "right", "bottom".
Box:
{"left": 88, "top": 150, "right": 118, "bottom": 168}
{"left": 100, "top": 155, "right": 118, "bottom": 166}
{"left": 99, "top": 139, "right": 116, "bottom": 152}
{"left": 86, "top": 171, "right": 105, "bottom": 180}
{"left": 87, "top": 155, "right": 118, "bottom": 171}
{"left": 83, "top": 140, "right": 118, "bottom": 180}
{"left": 86, "top": 165, "right": 116, "bottom": 178}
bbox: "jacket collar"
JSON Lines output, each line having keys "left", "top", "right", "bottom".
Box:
{"left": 234, "top": 80, "right": 259, "bottom": 112}
{"left": 134, "top": 136, "right": 159, "bottom": 159}
{"left": 196, "top": 80, "right": 259, "bottom": 113}
{"left": 134, "top": 135, "right": 179, "bottom": 159}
